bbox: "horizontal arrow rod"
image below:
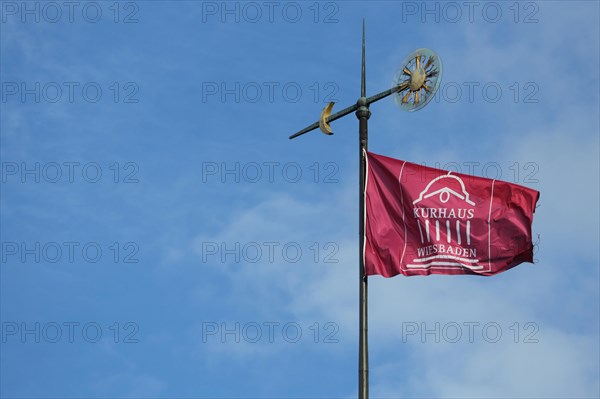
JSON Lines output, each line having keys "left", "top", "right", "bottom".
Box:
{"left": 288, "top": 83, "right": 406, "bottom": 140}
{"left": 365, "top": 83, "right": 406, "bottom": 106}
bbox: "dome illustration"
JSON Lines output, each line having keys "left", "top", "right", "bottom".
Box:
{"left": 412, "top": 173, "right": 475, "bottom": 206}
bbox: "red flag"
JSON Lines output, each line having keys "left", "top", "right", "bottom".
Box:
{"left": 364, "top": 151, "right": 539, "bottom": 277}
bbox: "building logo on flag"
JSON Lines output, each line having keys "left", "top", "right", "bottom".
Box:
{"left": 364, "top": 151, "right": 539, "bottom": 277}
{"left": 408, "top": 172, "right": 482, "bottom": 271}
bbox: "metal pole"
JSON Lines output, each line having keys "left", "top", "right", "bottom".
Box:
{"left": 288, "top": 21, "right": 442, "bottom": 399}
{"left": 357, "top": 19, "right": 370, "bottom": 399}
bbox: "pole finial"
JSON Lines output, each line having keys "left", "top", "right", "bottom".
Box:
{"left": 361, "top": 19, "right": 366, "bottom": 98}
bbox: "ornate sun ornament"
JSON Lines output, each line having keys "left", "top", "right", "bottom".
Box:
{"left": 392, "top": 48, "right": 443, "bottom": 112}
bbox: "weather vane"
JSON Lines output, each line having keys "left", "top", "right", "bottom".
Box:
{"left": 289, "top": 34, "right": 442, "bottom": 140}
{"left": 289, "top": 20, "right": 443, "bottom": 399}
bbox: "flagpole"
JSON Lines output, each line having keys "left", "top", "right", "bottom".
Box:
{"left": 288, "top": 21, "right": 446, "bottom": 399}
{"left": 357, "top": 19, "right": 370, "bottom": 399}
{"left": 289, "top": 19, "right": 439, "bottom": 399}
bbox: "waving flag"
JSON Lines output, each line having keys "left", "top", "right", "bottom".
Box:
{"left": 364, "top": 151, "right": 540, "bottom": 277}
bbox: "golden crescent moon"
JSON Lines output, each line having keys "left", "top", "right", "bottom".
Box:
{"left": 319, "top": 102, "right": 335, "bottom": 135}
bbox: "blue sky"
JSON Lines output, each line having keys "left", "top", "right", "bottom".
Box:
{"left": 1, "top": 1, "right": 599, "bottom": 398}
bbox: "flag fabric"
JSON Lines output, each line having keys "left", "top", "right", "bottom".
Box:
{"left": 364, "top": 151, "right": 540, "bottom": 277}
